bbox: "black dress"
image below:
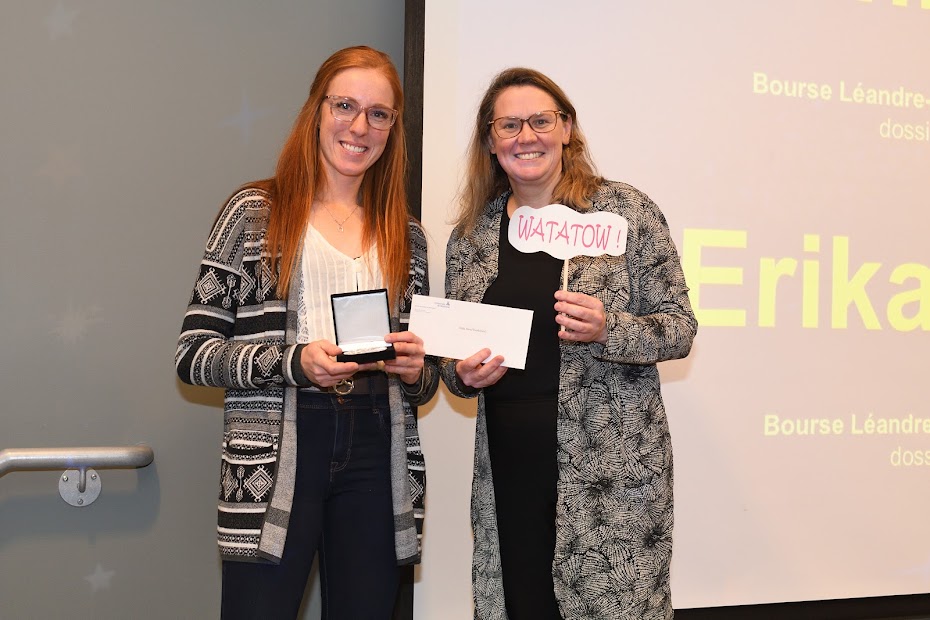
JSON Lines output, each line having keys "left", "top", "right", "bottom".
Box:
{"left": 481, "top": 208, "right": 564, "bottom": 620}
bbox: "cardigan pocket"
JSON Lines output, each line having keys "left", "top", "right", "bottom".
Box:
{"left": 219, "top": 430, "right": 278, "bottom": 504}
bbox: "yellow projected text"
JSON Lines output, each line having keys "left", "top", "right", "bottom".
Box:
{"left": 752, "top": 71, "right": 930, "bottom": 143}
{"left": 682, "top": 229, "right": 930, "bottom": 330}
{"left": 859, "top": 0, "right": 930, "bottom": 9}
{"left": 765, "top": 412, "right": 930, "bottom": 467}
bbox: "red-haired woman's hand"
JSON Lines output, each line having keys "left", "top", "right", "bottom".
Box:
{"left": 383, "top": 331, "right": 425, "bottom": 385}
{"left": 299, "top": 340, "right": 359, "bottom": 387}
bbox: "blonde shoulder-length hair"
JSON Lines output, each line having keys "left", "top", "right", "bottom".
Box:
{"left": 455, "top": 67, "right": 603, "bottom": 234}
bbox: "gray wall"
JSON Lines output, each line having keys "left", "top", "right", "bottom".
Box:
{"left": 0, "top": 2, "right": 404, "bottom": 618}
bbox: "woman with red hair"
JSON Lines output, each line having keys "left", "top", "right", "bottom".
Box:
{"left": 177, "top": 46, "right": 437, "bottom": 618}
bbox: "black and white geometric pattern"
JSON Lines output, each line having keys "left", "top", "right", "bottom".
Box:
{"left": 177, "top": 188, "right": 437, "bottom": 565}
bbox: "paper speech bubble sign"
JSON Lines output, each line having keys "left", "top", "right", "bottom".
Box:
{"left": 507, "top": 204, "right": 628, "bottom": 260}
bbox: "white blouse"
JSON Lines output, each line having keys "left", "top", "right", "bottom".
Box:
{"left": 296, "top": 225, "right": 383, "bottom": 344}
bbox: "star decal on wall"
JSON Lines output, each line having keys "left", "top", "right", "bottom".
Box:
{"left": 46, "top": 2, "right": 79, "bottom": 41}
{"left": 221, "top": 91, "right": 272, "bottom": 146}
{"left": 52, "top": 302, "right": 102, "bottom": 344}
{"left": 84, "top": 563, "right": 115, "bottom": 592}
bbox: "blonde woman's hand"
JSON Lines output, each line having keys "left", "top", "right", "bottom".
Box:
{"left": 554, "top": 290, "right": 608, "bottom": 344}
{"left": 455, "top": 348, "right": 507, "bottom": 389}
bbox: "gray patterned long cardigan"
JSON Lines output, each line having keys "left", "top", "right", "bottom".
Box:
{"left": 176, "top": 188, "right": 437, "bottom": 565}
{"left": 440, "top": 181, "right": 697, "bottom": 620}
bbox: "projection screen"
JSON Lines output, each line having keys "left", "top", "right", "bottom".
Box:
{"left": 418, "top": 0, "right": 929, "bottom": 612}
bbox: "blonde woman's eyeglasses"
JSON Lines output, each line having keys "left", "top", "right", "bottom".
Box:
{"left": 488, "top": 110, "right": 566, "bottom": 139}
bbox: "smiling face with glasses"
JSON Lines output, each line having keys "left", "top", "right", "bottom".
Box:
{"left": 488, "top": 109, "right": 566, "bottom": 139}
{"left": 325, "top": 95, "right": 398, "bottom": 130}
{"left": 317, "top": 68, "right": 396, "bottom": 185}
{"left": 488, "top": 86, "right": 572, "bottom": 203}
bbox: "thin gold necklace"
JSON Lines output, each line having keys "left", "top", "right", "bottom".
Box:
{"left": 318, "top": 203, "right": 359, "bottom": 232}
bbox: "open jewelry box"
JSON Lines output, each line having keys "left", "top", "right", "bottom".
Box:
{"left": 331, "top": 288, "right": 396, "bottom": 363}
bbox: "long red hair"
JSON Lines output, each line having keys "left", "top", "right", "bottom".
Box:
{"left": 254, "top": 46, "right": 410, "bottom": 308}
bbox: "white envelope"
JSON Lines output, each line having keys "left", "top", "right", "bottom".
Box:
{"left": 408, "top": 295, "right": 533, "bottom": 370}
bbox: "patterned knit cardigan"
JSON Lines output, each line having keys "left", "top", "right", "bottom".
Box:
{"left": 176, "top": 188, "right": 437, "bottom": 565}
{"left": 441, "top": 182, "right": 698, "bottom": 620}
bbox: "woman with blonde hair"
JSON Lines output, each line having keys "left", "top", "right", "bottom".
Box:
{"left": 177, "top": 45, "right": 437, "bottom": 618}
{"left": 442, "top": 67, "right": 697, "bottom": 619}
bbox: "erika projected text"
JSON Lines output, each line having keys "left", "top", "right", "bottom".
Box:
{"left": 681, "top": 229, "right": 930, "bottom": 331}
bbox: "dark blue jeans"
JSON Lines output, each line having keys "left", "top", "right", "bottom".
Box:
{"left": 221, "top": 391, "right": 398, "bottom": 620}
